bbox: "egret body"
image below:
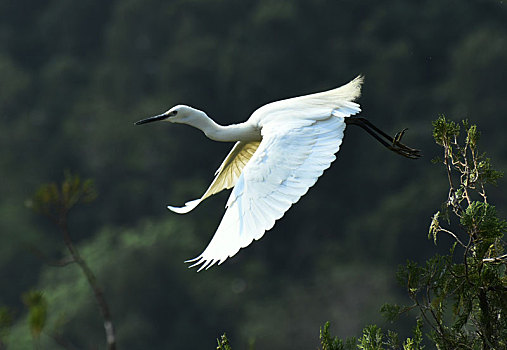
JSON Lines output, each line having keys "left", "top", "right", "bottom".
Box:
{"left": 135, "top": 76, "right": 420, "bottom": 271}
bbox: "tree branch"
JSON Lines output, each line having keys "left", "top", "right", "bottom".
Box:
{"left": 482, "top": 253, "right": 507, "bottom": 263}
{"left": 27, "top": 246, "right": 76, "bottom": 267}
{"left": 58, "top": 218, "right": 116, "bottom": 350}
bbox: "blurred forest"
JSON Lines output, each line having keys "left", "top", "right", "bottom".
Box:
{"left": 1, "top": 0, "right": 506, "bottom": 348}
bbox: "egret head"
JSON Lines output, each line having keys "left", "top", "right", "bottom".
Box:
{"left": 135, "top": 105, "right": 203, "bottom": 125}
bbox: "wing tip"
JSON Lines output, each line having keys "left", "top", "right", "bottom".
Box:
{"left": 343, "top": 74, "right": 364, "bottom": 102}
{"left": 167, "top": 198, "right": 202, "bottom": 214}
{"left": 185, "top": 255, "right": 224, "bottom": 272}
{"left": 353, "top": 74, "right": 364, "bottom": 85}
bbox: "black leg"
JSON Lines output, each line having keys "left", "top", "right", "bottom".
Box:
{"left": 345, "top": 117, "right": 421, "bottom": 159}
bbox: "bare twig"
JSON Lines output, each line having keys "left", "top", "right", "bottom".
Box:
{"left": 438, "top": 227, "right": 467, "bottom": 248}
{"left": 27, "top": 246, "right": 76, "bottom": 267}
{"left": 58, "top": 217, "right": 116, "bottom": 350}
{"left": 30, "top": 174, "right": 115, "bottom": 349}
{"left": 482, "top": 253, "right": 507, "bottom": 263}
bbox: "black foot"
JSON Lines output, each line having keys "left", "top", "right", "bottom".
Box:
{"left": 389, "top": 128, "right": 422, "bottom": 159}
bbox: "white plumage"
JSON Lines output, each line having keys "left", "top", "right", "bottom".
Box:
{"left": 187, "top": 112, "right": 352, "bottom": 270}
{"left": 135, "top": 76, "right": 419, "bottom": 271}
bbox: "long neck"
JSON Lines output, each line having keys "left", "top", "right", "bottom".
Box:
{"left": 186, "top": 111, "right": 261, "bottom": 142}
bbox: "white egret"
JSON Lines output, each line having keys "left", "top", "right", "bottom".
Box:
{"left": 135, "top": 76, "right": 420, "bottom": 271}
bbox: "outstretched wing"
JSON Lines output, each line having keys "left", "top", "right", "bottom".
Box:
{"left": 188, "top": 104, "right": 360, "bottom": 271}
{"left": 168, "top": 141, "right": 260, "bottom": 213}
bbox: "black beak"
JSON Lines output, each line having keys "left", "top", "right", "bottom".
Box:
{"left": 134, "top": 113, "right": 168, "bottom": 125}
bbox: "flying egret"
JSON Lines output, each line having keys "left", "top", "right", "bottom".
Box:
{"left": 135, "top": 76, "right": 420, "bottom": 271}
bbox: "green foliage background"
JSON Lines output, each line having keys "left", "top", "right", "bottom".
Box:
{"left": 0, "top": 0, "right": 506, "bottom": 348}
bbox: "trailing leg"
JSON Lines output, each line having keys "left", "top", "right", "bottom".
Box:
{"left": 345, "top": 117, "right": 421, "bottom": 159}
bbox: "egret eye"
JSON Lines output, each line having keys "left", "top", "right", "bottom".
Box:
{"left": 171, "top": 110, "right": 178, "bottom": 116}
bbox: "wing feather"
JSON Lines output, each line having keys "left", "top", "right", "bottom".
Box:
{"left": 185, "top": 76, "right": 363, "bottom": 270}
{"left": 167, "top": 141, "right": 260, "bottom": 213}
{"left": 188, "top": 114, "right": 353, "bottom": 271}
